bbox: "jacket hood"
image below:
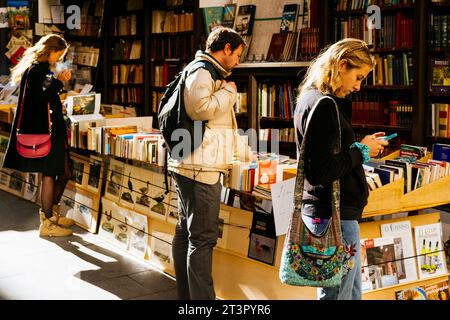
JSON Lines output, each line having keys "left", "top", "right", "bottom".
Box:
{"left": 194, "top": 50, "right": 232, "bottom": 78}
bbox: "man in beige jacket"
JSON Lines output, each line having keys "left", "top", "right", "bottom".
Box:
{"left": 168, "top": 28, "right": 252, "bottom": 300}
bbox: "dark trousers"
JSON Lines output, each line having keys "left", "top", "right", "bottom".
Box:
{"left": 171, "top": 173, "right": 222, "bottom": 300}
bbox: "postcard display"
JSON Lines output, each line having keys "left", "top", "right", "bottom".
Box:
{"left": 59, "top": 152, "right": 105, "bottom": 233}
{"left": 98, "top": 157, "right": 177, "bottom": 269}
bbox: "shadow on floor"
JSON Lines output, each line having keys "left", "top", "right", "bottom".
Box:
{"left": 0, "top": 190, "right": 178, "bottom": 300}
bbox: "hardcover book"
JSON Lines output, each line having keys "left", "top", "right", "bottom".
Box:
{"left": 266, "top": 33, "right": 289, "bottom": 61}
{"left": 222, "top": 4, "right": 236, "bottom": 29}
{"left": 202, "top": 6, "right": 223, "bottom": 36}
{"left": 234, "top": 5, "right": 256, "bottom": 36}
{"left": 430, "top": 58, "right": 450, "bottom": 93}
{"left": 280, "top": 4, "right": 299, "bottom": 33}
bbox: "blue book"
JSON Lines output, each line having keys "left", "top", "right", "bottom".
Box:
{"left": 280, "top": 4, "right": 299, "bottom": 33}
{"left": 433, "top": 143, "right": 450, "bottom": 162}
{"left": 374, "top": 167, "right": 394, "bottom": 186}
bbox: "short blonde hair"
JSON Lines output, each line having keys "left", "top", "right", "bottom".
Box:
{"left": 297, "top": 38, "right": 375, "bottom": 102}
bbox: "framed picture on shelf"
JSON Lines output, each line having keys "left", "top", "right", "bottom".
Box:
{"left": 131, "top": 167, "right": 153, "bottom": 215}
{"left": 149, "top": 231, "right": 174, "bottom": 271}
{"left": 60, "top": 185, "right": 76, "bottom": 219}
{"left": 105, "top": 158, "right": 125, "bottom": 202}
{"left": 128, "top": 211, "right": 148, "bottom": 259}
{"left": 8, "top": 171, "right": 25, "bottom": 197}
{"left": 119, "top": 164, "right": 137, "bottom": 209}
{"left": 70, "top": 153, "right": 89, "bottom": 188}
{"left": 98, "top": 198, "right": 116, "bottom": 243}
{"left": 67, "top": 189, "right": 99, "bottom": 232}
{"left": 148, "top": 172, "right": 169, "bottom": 221}
{"left": 86, "top": 155, "right": 103, "bottom": 194}
{"left": 23, "top": 172, "right": 40, "bottom": 202}
{"left": 430, "top": 58, "right": 450, "bottom": 94}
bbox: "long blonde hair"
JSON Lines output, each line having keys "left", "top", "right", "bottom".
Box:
{"left": 297, "top": 38, "right": 375, "bottom": 102}
{"left": 10, "top": 34, "right": 68, "bottom": 85}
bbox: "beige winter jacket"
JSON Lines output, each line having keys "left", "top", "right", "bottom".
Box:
{"left": 168, "top": 51, "right": 252, "bottom": 185}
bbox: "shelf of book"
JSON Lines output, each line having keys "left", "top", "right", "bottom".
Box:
{"left": 359, "top": 212, "right": 448, "bottom": 300}
{"left": 235, "top": 61, "right": 311, "bottom": 69}
{"left": 64, "top": 34, "right": 102, "bottom": 41}
{"left": 370, "top": 47, "right": 415, "bottom": 54}
{"left": 150, "top": 31, "right": 195, "bottom": 37}
{"left": 352, "top": 124, "right": 412, "bottom": 132}
{"left": 110, "top": 59, "right": 144, "bottom": 65}
{"left": 110, "top": 83, "right": 144, "bottom": 87}
{"left": 428, "top": 92, "right": 450, "bottom": 97}
{"left": 363, "top": 273, "right": 450, "bottom": 300}
{"left": 362, "top": 85, "right": 414, "bottom": 91}
{"left": 363, "top": 150, "right": 450, "bottom": 217}
{"left": 335, "top": 4, "right": 415, "bottom": 16}
{"left": 427, "top": 136, "right": 450, "bottom": 143}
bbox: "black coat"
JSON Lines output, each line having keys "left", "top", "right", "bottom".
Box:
{"left": 294, "top": 89, "right": 369, "bottom": 221}
{"left": 2, "top": 61, "right": 69, "bottom": 176}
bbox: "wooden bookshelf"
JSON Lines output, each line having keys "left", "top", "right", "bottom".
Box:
{"left": 329, "top": 0, "right": 428, "bottom": 146}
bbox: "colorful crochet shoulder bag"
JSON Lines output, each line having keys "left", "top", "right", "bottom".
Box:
{"left": 279, "top": 96, "right": 345, "bottom": 287}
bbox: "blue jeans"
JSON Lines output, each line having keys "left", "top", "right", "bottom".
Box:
{"left": 302, "top": 215, "right": 362, "bottom": 300}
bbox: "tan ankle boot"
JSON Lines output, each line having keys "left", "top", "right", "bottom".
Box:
{"left": 50, "top": 204, "right": 75, "bottom": 228}
{"left": 39, "top": 210, "right": 73, "bottom": 237}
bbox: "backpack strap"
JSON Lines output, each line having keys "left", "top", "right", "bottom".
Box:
{"left": 187, "top": 60, "right": 223, "bottom": 82}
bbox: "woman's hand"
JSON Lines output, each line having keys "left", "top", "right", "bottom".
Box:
{"left": 57, "top": 69, "right": 71, "bottom": 82}
{"left": 360, "top": 133, "right": 389, "bottom": 157}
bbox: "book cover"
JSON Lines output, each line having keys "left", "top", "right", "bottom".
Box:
{"left": 399, "top": 144, "right": 428, "bottom": 160}
{"left": 380, "top": 220, "right": 418, "bottom": 284}
{"left": 280, "top": 4, "right": 299, "bottom": 33}
{"left": 395, "top": 286, "right": 427, "bottom": 300}
{"left": 222, "top": 4, "right": 236, "bottom": 29}
{"left": 234, "top": 5, "right": 256, "bottom": 36}
{"left": 202, "top": 6, "right": 223, "bottom": 36}
{"left": 433, "top": 143, "right": 450, "bottom": 162}
{"left": 248, "top": 210, "right": 277, "bottom": 265}
{"left": 430, "top": 58, "right": 450, "bottom": 93}
{"left": 257, "top": 159, "right": 278, "bottom": 190}
{"left": 423, "top": 280, "right": 449, "bottom": 300}
{"left": 374, "top": 167, "right": 394, "bottom": 185}
{"left": 361, "top": 237, "right": 405, "bottom": 291}
{"left": 414, "top": 223, "right": 448, "bottom": 279}
{"left": 266, "top": 33, "right": 289, "bottom": 61}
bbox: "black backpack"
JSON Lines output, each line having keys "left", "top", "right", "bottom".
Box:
{"left": 157, "top": 59, "right": 222, "bottom": 161}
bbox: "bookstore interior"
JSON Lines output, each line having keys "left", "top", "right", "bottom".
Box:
{"left": 0, "top": 0, "right": 450, "bottom": 301}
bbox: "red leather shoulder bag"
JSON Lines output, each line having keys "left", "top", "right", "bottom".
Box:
{"left": 16, "top": 70, "right": 52, "bottom": 159}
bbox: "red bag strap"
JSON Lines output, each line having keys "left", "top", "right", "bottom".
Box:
{"left": 16, "top": 68, "right": 52, "bottom": 135}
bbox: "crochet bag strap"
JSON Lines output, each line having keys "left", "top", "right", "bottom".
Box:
{"left": 289, "top": 96, "right": 342, "bottom": 246}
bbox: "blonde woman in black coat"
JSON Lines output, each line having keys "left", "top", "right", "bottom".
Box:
{"left": 2, "top": 34, "right": 74, "bottom": 237}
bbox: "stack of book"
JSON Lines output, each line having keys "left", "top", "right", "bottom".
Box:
{"left": 364, "top": 143, "right": 450, "bottom": 193}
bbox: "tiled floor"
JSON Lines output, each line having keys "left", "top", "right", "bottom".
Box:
{"left": 0, "top": 190, "right": 178, "bottom": 300}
